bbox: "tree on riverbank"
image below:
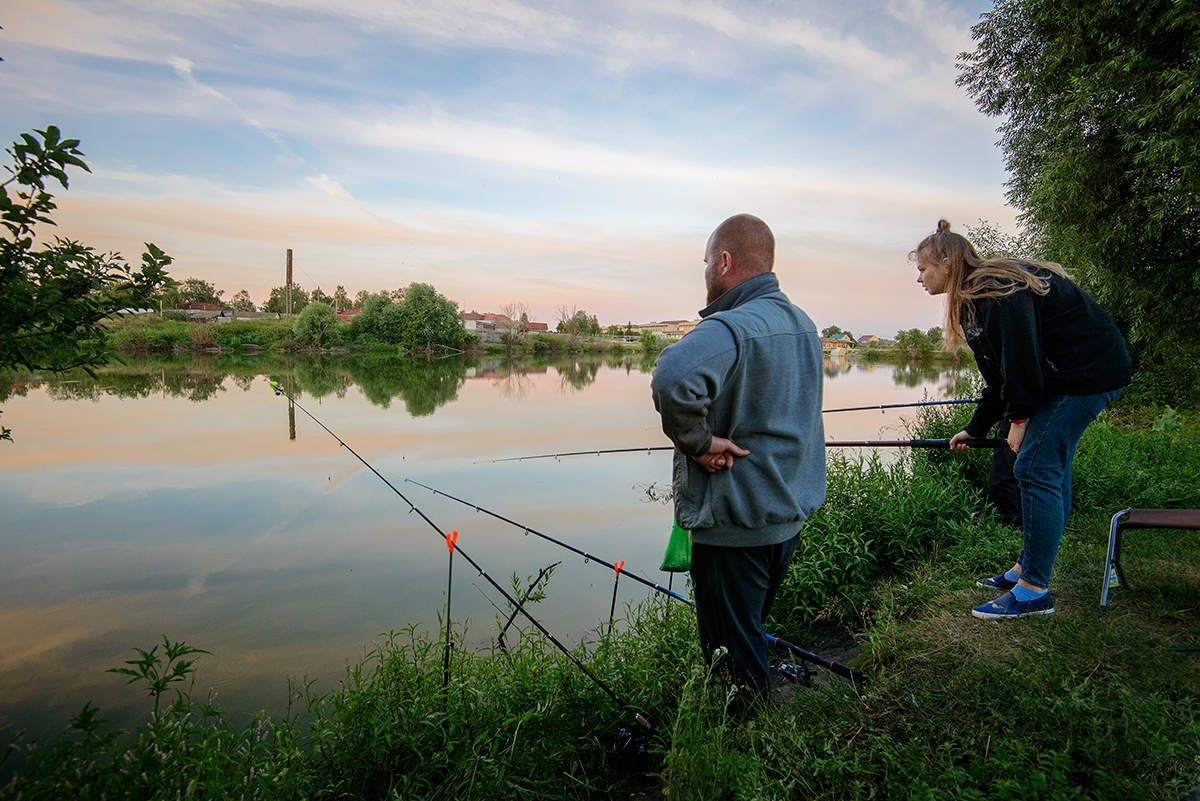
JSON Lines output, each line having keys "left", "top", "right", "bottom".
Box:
{"left": 293, "top": 301, "right": 340, "bottom": 347}
{"left": 820, "top": 324, "right": 855, "bottom": 342}
{"left": 263, "top": 284, "right": 310, "bottom": 314}
{"left": 500, "top": 301, "right": 531, "bottom": 353}
{"left": 343, "top": 283, "right": 464, "bottom": 350}
{"left": 0, "top": 126, "right": 172, "bottom": 439}
{"left": 893, "top": 327, "right": 944, "bottom": 360}
{"left": 958, "top": 0, "right": 1200, "bottom": 405}
{"left": 176, "top": 277, "right": 223, "bottom": 306}
{"left": 228, "top": 290, "right": 257, "bottom": 312}
{"left": 392, "top": 282, "right": 464, "bottom": 350}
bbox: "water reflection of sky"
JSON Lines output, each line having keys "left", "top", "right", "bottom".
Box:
{"left": 0, "top": 355, "right": 970, "bottom": 751}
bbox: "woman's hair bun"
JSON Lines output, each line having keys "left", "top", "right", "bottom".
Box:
{"left": 936, "top": 219, "right": 951, "bottom": 233}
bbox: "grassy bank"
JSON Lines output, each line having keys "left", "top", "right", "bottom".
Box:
{"left": 105, "top": 317, "right": 300, "bottom": 353}
{"left": 668, "top": 402, "right": 1200, "bottom": 801}
{"left": 4, "top": 404, "right": 1197, "bottom": 799}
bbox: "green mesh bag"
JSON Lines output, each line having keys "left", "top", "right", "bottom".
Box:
{"left": 659, "top": 522, "right": 692, "bottom": 572}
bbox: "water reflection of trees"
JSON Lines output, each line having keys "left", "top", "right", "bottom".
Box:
{"left": 5, "top": 355, "right": 468, "bottom": 417}
{"left": 292, "top": 359, "right": 351, "bottom": 400}
{"left": 340, "top": 355, "right": 467, "bottom": 416}
{"left": 637, "top": 350, "right": 658, "bottom": 374}
{"left": 891, "top": 362, "right": 946, "bottom": 387}
{"left": 33, "top": 368, "right": 226, "bottom": 403}
{"left": 491, "top": 368, "right": 534, "bottom": 401}
{"left": 557, "top": 359, "right": 601, "bottom": 391}
{"left": 164, "top": 372, "right": 227, "bottom": 402}
{"left": 938, "top": 366, "right": 980, "bottom": 398}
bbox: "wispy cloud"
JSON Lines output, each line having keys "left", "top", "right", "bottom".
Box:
{"left": 168, "top": 56, "right": 298, "bottom": 155}
{"left": 647, "top": 0, "right": 978, "bottom": 114}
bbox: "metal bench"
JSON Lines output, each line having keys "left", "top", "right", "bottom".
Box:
{"left": 1100, "top": 508, "right": 1200, "bottom": 609}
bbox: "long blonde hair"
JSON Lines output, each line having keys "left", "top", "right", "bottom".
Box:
{"left": 912, "top": 219, "right": 1070, "bottom": 350}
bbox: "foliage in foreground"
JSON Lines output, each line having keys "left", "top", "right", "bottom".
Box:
{"left": 2, "top": 601, "right": 695, "bottom": 800}
{"left": 0, "top": 126, "right": 172, "bottom": 440}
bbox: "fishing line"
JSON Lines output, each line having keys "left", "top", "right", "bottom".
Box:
{"left": 404, "top": 477, "right": 690, "bottom": 603}
{"left": 821, "top": 398, "right": 981, "bottom": 413}
{"left": 474, "top": 437, "right": 1006, "bottom": 464}
{"left": 403, "top": 477, "right": 865, "bottom": 683}
{"left": 265, "top": 380, "right": 652, "bottom": 734}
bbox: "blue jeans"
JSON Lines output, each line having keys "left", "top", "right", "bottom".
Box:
{"left": 1013, "top": 389, "right": 1122, "bottom": 588}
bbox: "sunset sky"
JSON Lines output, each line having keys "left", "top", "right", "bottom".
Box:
{"left": 2, "top": 0, "right": 1014, "bottom": 334}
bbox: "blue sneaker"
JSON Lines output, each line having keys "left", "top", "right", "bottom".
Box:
{"left": 971, "top": 590, "right": 1055, "bottom": 619}
{"left": 976, "top": 572, "right": 1017, "bottom": 590}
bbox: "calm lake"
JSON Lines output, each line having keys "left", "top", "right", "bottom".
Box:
{"left": 0, "top": 351, "right": 972, "bottom": 748}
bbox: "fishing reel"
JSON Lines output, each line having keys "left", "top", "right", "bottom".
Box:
{"left": 777, "top": 662, "right": 813, "bottom": 686}
{"left": 614, "top": 715, "right": 654, "bottom": 770}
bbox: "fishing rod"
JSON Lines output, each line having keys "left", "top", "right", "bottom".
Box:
{"left": 828, "top": 437, "right": 1005, "bottom": 449}
{"left": 822, "top": 398, "right": 981, "bottom": 413}
{"left": 474, "top": 438, "right": 1007, "bottom": 464}
{"left": 403, "top": 476, "right": 865, "bottom": 683}
{"left": 265, "top": 380, "right": 652, "bottom": 739}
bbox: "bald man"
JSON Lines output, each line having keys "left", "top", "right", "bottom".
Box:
{"left": 651, "top": 214, "right": 826, "bottom": 699}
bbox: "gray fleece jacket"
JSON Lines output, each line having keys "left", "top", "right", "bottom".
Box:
{"left": 651, "top": 272, "right": 826, "bottom": 547}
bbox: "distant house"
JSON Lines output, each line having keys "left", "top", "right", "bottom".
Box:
{"left": 336, "top": 308, "right": 361, "bottom": 321}
{"left": 824, "top": 333, "right": 854, "bottom": 347}
{"left": 636, "top": 320, "right": 693, "bottom": 340}
{"left": 462, "top": 312, "right": 549, "bottom": 337}
{"left": 463, "top": 312, "right": 514, "bottom": 325}
{"left": 858, "top": 334, "right": 880, "bottom": 346}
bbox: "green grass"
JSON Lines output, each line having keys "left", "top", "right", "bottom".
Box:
{"left": 660, "top": 506, "right": 1199, "bottom": 801}
{"left": 4, "top": 403, "right": 1198, "bottom": 799}
{"left": 663, "top": 403, "right": 1200, "bottom": 801}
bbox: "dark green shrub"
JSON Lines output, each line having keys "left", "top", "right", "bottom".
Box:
{"left": 292, "top": 301, "right": 339, "bottom": 347}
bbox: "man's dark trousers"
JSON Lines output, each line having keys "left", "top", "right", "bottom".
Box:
{"left": 690, "top": 533, "right": 800, "bottom": 694}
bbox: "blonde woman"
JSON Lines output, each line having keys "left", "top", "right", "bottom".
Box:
{"left": 913, "top": 220, "right": 1130, "bottom": 619}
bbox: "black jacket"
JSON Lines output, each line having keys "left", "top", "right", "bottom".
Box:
{"left": 963, "top": 268, "right": 1131, "bottom": 438}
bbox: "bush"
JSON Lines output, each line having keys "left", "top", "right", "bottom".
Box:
{"left": 639, "top": 330, "right": 666, "bottom": 352}
{"left": 211, "top": 319, "right": 294, "bottom": 350}
{"left": 106, "top": 321, "right": 191, "bottom": 352}
{"left": 292, "top": 302, "right": 340, "bottom": 347}
{"left": 188, "top": 322, "right": 216, "bottom": 348}
{"left": 1072, "top": 410, "right": 1200, "bottom": 512}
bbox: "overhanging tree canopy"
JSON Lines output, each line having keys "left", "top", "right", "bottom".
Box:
{"left": 958, "top": 0, "right": 1200, "bottom": 403}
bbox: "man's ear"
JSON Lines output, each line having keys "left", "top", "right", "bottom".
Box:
{"left": 719, "top": 250, "right": 734, "bottom": 276}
